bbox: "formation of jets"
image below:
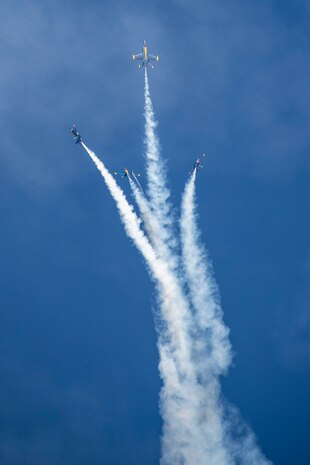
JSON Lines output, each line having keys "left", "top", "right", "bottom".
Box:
{"left": 69, "top": 42, "right": 206, "bottom": 182}
{"left": 132, "top": 40, "right": 159, "bottom": 69}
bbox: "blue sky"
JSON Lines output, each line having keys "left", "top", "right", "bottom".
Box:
{"left": 0, "top": 0, "right": 309, "bottom": 463}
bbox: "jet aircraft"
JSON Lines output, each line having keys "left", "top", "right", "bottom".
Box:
{"left": 69, "top": 124, "right": 82, "bottom": 144}
{"left": 190, "top": 154, "right": 206, "bottom": 174}
{"left": 114, "top": 168, "right": 130, "bottom": 178}
{"left": 132, "top": 40, "right": 159, "bottom": 68}
{"left": 114, "top": 169, "right": 144, "bottom": 192}
{"left": 114, "top": 169, "right": 141, "bottom": 178}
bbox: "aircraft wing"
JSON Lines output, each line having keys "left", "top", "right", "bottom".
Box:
{"left": 132, "top": 53, "right": 143, "bottom": 60}
{"left": 149, "top": 54, "right": 159, "bottom": 62}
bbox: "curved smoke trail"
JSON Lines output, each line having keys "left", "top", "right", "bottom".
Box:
{"left": 81, "top": 143, "right": 192, "bottom": 372}
{"left": 81, "top": 142, "right": 216, "bottom": 464}
{"left": 180, "top": 169, "right": 232, "bottom": 377}
{"left": 180, "top": 169, "right": 272, "bottom": 465}
{"left": 80, "top": 74, "right": 272, "bottom": 464}
{"left": 140, "top": 80, "right": 230, "bottom": 463}
{"left": 128, "top": 87, "right": 231, "bottom": 463}
{"left": 127, "top": 178, "right": 226, "bottom": 464}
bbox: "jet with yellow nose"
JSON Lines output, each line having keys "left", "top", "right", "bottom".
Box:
{"left": 132, "top": 40, "right": 159, "bottom": 68}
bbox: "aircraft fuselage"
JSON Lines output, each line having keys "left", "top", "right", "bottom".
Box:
{"left": 132, "top": 40, "right": 158, "bottom": 68}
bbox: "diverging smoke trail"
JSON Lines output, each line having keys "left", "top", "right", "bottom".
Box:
{"left": 81, "top": 143, "right": 157, "bottom": 270}
{"left": 81, "top": 143, "right": 188, "bottom": 357}
{"left": 133, "top": 82, "right": 232, "bottom": 462}
{"left": 82, "top": 142, "right": 216, "bottom": 463}
{"left": 128, "top": 166, "right": 231, "bottom": 461}
{"left": 81, "top": 143, "right": 196, "bottom": 373}
{"left": 180, "top": 170, "right": 272, "bottom": 465}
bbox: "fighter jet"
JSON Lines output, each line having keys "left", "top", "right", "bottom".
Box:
{"left": 114, "top": 168, "right": 130, "bottom": 178}
{"left": 132, "top": 40, "right": 159, "bottom": 68}
{"left": 190, "top": 154, "right": 206, "bottom": 174}
{"left": 114, "top": 169, "right": 141, "bottom": 178}
{"left": 69, "top": 124, "right": 82, "bottom": 144}
{"left": 114, "top": 169, "right": 144, "bottom": 192}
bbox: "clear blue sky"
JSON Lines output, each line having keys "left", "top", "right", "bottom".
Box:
{"left": 0, "top": 0, "right": 309, "bottom": 463}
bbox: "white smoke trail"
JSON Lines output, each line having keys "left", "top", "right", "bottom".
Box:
{"left": 128, "top": 176, "right": 168, "bottom": 255}
{"left": 180, "top": 170, "right": 232, "bottom": 377}
{"left": 144, "top": 69, "right": 177, "bottom": 265}
{"left": 180, "top": 169, "right": 272, "bottom": 465}
{"left": 81, "top": 143, "right": 156, "bottom": 268}
{"left": 136, "top": 77, "right": 233, "bottom": 463}
{"left": 82, "top": 142, "right": 189, "bottom": 356}
{"left": 81, "top": 76, "right": 271, "bottom": 463}
{"left": 81, "top": 142, "right": 216, "bottom": 463}
{"left": 81, "top": 142, "right": 193, "bottom": 377}
{"left": 131, "top": 171, "right": 144, "bottom": 194}
{"left": 131, "top": 88, "right": 232, "bottom": 464}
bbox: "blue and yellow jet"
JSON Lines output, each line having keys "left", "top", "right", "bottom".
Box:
{"left": 189, "top": 154, "right": 206, "bottom": 175}
{"left": 114, "top": 169, "right": 141, "bottom": 178}
{"left": 69, "top": 124, "right": 82, "bottom": 144}
{"left": 132, "top": 40, "right": 159, "bottom": 69}
{"left": 114, "top": 169, "right": 144, "bottom": 192}
{"left": 114, "top": 168, "right": 131, "bottom": 178}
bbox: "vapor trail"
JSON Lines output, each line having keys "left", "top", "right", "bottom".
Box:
{"left": 142, "top": 72, "right": 198, "bottom": 372}
{"left": 128, "top": 176, "right": 168, "bottom": 256}
{"left": 82, "top": 142, "right": 233, "bottom": 464}
{"left": 131, "top": 171, "right": 144, "bottom": 194}
{"left": 81, "top": 142, "right": 193, "bottom": 378}
{"left": 80, "top": 76, "right": 271, "bottom": 464}
{"left": 180, "top": 169, "right": 232, "bottom": 377}
{"left": 142, "top": 75, "right": 232, "bottom": 464}
{"left": 144, "top": 69, "right": 177, "bottom": 265}
{"left": 141, "top": 80, "right": 232, "bottom": 463}
{"left": 180, "top": 169, "right": 272, "bottom": 465}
